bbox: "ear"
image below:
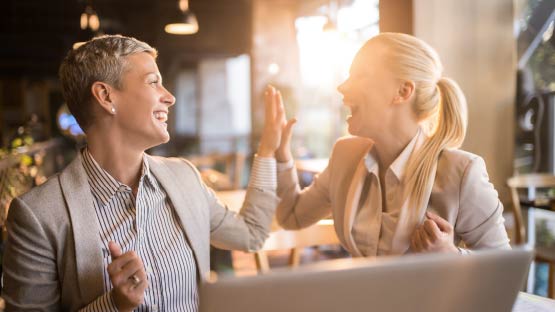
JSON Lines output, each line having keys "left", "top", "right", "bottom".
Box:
{"left": 393, "top": 80, "right": 415, "bottom": 104}
{"left": 91, "top": 82, "right": 116, "bottom": 114}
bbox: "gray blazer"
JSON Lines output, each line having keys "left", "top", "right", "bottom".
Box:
{"left": 2, "top": 153, "right": 278, "bottom": 311}
{"left": 277, "top": 136, "right": 510, "bottom": 255}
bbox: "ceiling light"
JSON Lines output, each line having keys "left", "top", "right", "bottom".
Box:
{"left": 165, "top": 0, "right": 199, "bottom": 35}
{"left": 80, "top": 5, "right": 100, "bottom": 32}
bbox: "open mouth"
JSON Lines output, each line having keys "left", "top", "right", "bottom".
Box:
{"left": 153, "top": 111, "right": 168, "bottom": 123}
{"left": 346, "top": 104, "right": 358, "bottom": 120}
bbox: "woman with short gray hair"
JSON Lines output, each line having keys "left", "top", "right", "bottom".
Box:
{"left": 3, "top": 34, "right": 285, "bottom": 312}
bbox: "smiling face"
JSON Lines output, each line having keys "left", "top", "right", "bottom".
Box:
{"left": 110, "top": 52, "right": 175, "bottom": 150}
{"left": 337, "top": 42, "right": 401, "bottom": 139}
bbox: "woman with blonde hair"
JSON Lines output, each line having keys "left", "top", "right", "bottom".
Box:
{"left": 269, "top": 32, "right": 510, "bottom": 256}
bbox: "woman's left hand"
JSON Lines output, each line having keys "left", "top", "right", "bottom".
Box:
{"left": 258, "top": 85, "right": 295, "bottom": 158}
{"left": 410, "top": 211, "right": 458, "bottom": 254}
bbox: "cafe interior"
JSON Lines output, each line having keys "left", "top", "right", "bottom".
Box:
{"left": 1, "top": 0, "right": 555, "bottom": 311}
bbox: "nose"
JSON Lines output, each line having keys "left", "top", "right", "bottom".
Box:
{"left": 161, "top": 86, "right": 176, "bottom": 107}
{"left": 337, "top": 79, "right": 347, "bottom": 95}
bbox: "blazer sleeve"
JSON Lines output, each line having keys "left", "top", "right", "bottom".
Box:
{"left": 3, "top": 197, "right": 122, "bottom": 312}
{"left": 180, "top": 159, "right": 279, "bottom": 252}
{"left": 3, "top": 197, "right": 60, "bottom": 311}
{"left": 455, "top": 156, "right": 511, "bottom": 250}
{"left": 275, "top": 160, "right": 333, "bottom": 230}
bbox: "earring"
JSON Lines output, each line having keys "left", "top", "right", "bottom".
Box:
{"left": 111, "top": 107, "right": 116, "bottom": 114}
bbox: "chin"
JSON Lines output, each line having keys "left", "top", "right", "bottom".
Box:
{"left": 347, "top": 124, "right": 360, "bottom": 136}
{"left": 157, "top": 131, "right": 171, "bottom": 144}
{"left": 145, "top": 132, "right": 171, "bottom": 150}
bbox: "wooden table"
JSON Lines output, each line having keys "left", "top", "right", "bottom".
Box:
{"left": 216, "top": 189, "right": 340, "bottom": 272}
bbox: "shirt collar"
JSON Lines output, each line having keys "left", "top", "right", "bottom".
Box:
{"left": 81, "top": 147, "right": 153, "bottom": 207}
{"left": 364, "top": 128, "right": 424, "bottom": 181}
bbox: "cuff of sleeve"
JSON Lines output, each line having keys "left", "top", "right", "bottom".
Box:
{"left": 248, "top": 155, "right": 277, "bottom": 190}
{"left": 277, "top": 159, "right": 294, "bottom": 172}
{"left": 457, "top": 247, "right": 471, "bottom": 255}
{"left": 80, "top": 291, "right": 119, "bottom": 312}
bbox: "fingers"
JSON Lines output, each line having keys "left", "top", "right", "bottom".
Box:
{"left": 426, "top": 211, "right": 453, "bottom": 234}
{"left": 264, "top": 86, "right": 273, "bottom": 121}
{"left": 276, "top": 90, "right": 285, "bottom": 125}
{"left": 116, "top": 258, "right": 145, "bottom": 286}
{"left": 265, "top": 85, "right": 286, "bottom": 125}
{"left": 109, "top": 241, "right": 123, "bottom": 260}
{"left": 282, "top": 118, "right": 297, "bottom": 142}
{"left": 108, "top": 245, "right": 148, "bottom": 311}
{"left": 411, "top": 226, "right": 436, "bottom": 253}
{"left": 422, "top": 219, "right": 441, "bottom": 241}
{"left": 410, "top": 228, "right": 423, "bottom": 252}
{"left": 276, "top": 118, "right": 297, "bottom": 162}
{"left": 108, "top": 250, "right": 145, "bottom": 285}
{"left": 417, "top": 228, "right": 429, "bottom": 250}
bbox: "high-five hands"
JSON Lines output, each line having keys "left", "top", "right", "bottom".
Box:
{"left": 410, "top": 211, "right": 458, "bottom": 254}
{"left": 108, "top": 241, "right": 148, "bottom": 312}
{"left": 258, "top": 85, "right": 296, "bottom": 160}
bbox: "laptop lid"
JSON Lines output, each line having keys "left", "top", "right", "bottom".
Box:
{"left": 199, "top": 248, "right": 533, "bottom": 312}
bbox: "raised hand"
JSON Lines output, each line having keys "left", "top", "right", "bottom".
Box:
{"left": 410, "top": 211, "right": 458, "bottom": 254}
{"left": 258, "top": 85, "right": 296, "bottom": 159}
{"left": 107, "top": 241, "right": 148, "bottom": 312}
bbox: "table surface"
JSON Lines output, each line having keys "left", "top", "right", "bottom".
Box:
{"left": 513, "top": 292, "right": 555, "bottom": 311}
{"left": 215, "top": 191, "right": 555, "bottom": 311}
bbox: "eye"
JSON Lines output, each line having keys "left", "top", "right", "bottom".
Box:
{"left": 149, "top": 80, "right": 159, "bottom": 86}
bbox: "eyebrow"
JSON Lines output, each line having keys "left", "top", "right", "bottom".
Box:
{"left": 145, "top": 72, "right": 162, "bottom": 81}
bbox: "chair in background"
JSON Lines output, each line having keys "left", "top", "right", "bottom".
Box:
{"left": 215, "top": 189, "right": 343, "bottom": 274}
{"left": 254, "top": 220, "right": 341, "bottom": 273}
{"left": 188, "top": 152, "right": 246, "bottom": 274}
{"left": 188, "top": 152, "right": 246, "bottom": 191}
{"left": 508, "top": 174, "right": 555, "bottom": 298}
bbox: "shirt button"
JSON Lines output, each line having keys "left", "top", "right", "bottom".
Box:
{"left": 145, "top": 264, "right": 152, "bottom": 273}
{"left": 152, "top": 304, "right": 158, "bottom": 312}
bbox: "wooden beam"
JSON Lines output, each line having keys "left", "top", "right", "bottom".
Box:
{"left": 379, "top": 0, "right": 413, "bottom": 34}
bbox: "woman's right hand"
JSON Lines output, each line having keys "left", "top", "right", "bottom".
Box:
{"left": 108, "top": 241, "right": 148, "bottom": 312}
{"left": 258, "top": 85, "right": 296, "bottom": 161}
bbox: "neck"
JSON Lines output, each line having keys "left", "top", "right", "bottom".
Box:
{"left": 372, "top": 124, "right": 419, "bottom": 172}
{"left": 85, "top": 127, "right": 144, "bottom": 192}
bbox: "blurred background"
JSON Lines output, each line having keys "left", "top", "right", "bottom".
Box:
{"left": 0, "top": 0, "right": 554, "bottom": 298}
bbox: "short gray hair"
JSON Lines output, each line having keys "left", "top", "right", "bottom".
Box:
{"left": 58, "top": 34, "right": 158, "bottom": 130}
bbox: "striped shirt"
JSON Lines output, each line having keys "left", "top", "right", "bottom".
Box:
{"left": 80, "top": 148, "right": 277, "bottom": 311}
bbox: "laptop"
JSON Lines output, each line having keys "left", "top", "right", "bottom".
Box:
{"left": 199, "top": 248, "right": 533, "bottom": 312}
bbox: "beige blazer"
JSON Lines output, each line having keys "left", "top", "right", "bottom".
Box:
{"left": 276, "top": 136, "right": 510, "bottom": 256}
{"left": 2, "top": 153, "right": 278, "bottom": 311}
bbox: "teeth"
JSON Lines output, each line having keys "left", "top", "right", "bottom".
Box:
{"left": 154, "top": 111, "right": 168, "bottom": 122}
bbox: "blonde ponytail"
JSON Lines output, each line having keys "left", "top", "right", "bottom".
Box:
{"left": 404, "top": 77, "right": 468, "bottom": 218}
{"left": 371, "top": 33, "right": 468, "bottom": 220}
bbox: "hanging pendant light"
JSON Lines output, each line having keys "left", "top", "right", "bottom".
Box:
{"left": 165, "top": 0, "right": 199, "bottom": 35}
{"left": 323, "top": 0, "right": 338, "bottom": 33}
{"left": 80, "top": 5, "right": 100, "bottom": 32}
{"left": 73, "top": 1, "right": 101, "bottom": 49}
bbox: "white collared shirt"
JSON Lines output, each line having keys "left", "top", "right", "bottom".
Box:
{"left": 352, "top": 130, "right": 421, "bottom": 256}
{"left": 81, "top": 148, "right": 277, "bottom": 311}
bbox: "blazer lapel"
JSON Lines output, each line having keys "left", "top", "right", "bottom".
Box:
{"left": 390, "top": 134, "right": 437, "bottom": 255}
{"left": 147, "top": 156, "right": 207, "bottom": 279}
{"left": 59, "top": 153, "right": 105, "bottom": 303}
{"left": 343, "top": 151, "right": 371, "bottom": 257}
